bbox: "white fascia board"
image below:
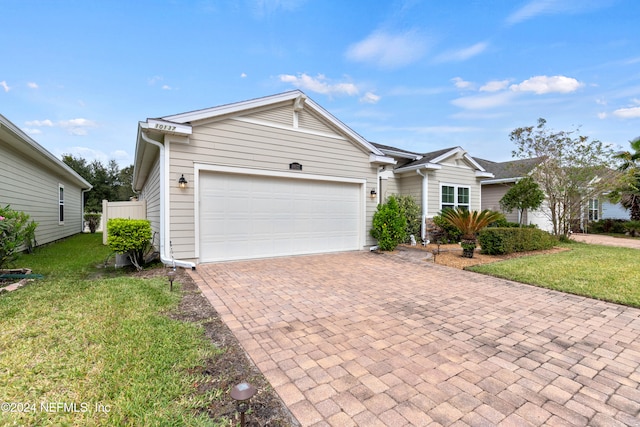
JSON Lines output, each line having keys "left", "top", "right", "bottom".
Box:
{"left": 146, "top": 119, "right": 192, "bottom": 136}
{"left": 395, "top": 163, "right": 442, "bottom": 173}
{"left": 481, "top": 177, "right": 519, "bottom": 185}
{"left": 376, "top": 148, "right": 422, "bottom": 160}
{"left": 369, "top": 154, "right": 397, "bottom": 165}
{"left": 476, "top": 171, "right": 495, "bottom": 178}
{"left": 464, "top": 154, "right": 486, "bottom": 171}
{"left": 162, "top": 90, "right": 305, "bottom": 124}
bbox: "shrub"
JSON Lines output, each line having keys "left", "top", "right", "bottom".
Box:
{"left": 395, "top": 195, "right": 421, "bottom": 242}
{"left": 0, "top": 205, "right": 38, "bottom": 269}
{"left": 84, "top": 212, "right": 101, "bottom": 233}
{"left": 107, "top": 218, "right": 152, "bottom": 270}
{"left": 487, "top": 217, "right": 527, "bottom": 228}
{"left": 370, "top": 196, "right": 407, "bottom": 251}
{"left": 478, "top": 227, "right": 557, "bottom": 255}
{"left": 624, "top": 220, "right": 640, "bottom": 237}
{"left": 432, "top": 211, "right": 462, "bottom": 243}
{"left": 441, "top": 208, "right": 503, "bottom": 258}
{"left": 588, "top": 219, "right": 627, "bottom": 234}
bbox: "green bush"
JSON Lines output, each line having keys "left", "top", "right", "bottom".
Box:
{"left": 107, "top": 218, "right": 152, "bottom": 270}
{"left": 84, "top": 212, "right": 101, "bottom": 233}
{"left": 478, "top": 227, "right": 557, "bottom": 255}
{"left": 624, "top": 220, "right": 640, "bottom": 237}
{"left": 0, "top": 205, "right": 38, "bottom": 269}
{"left": 588, "top": 219, "right": 627, "bottom": 234}
{"left": 432, "top": 211, "right": 462, "bottom": 243}
{"left": 394, "top": 195, "right": 421, "bottom": 242}
{"left": 487, "top": 217, "right": 529, "bottom": 228}
{"left": 370, "top": 196, "right": 407, "bottom": 251}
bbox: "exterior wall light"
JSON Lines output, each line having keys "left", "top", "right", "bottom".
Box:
{"left": 370, "top": 189, "right": 377, "bottom": 199}
{"left": 178, "top": 174, "right": 188, "bottom": 189}
{"left": 230, "top": 382, "right": 257, "bottom": 427}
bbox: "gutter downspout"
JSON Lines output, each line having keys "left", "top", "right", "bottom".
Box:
{"left": 416, "top": 168, "right": 428, "bottom": 242}
{"left": 140, "top": 131, "right": 196, "bottom": 270}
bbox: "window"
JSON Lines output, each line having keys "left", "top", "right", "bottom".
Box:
{"left": 589, "top": 198, "right": 599, "bottom": 221}
{"left": 441, "top": 185, "right": 470, "bottom": 211}
{"left": 59, "top": 185, "right": 64, "bottom": 224}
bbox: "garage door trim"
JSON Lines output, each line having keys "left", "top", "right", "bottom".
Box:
{"left": 194, "top": 163, "right": 367, "bottom": 261}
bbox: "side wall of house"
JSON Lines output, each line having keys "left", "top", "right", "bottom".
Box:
{"left": 137, "top": 155, "right": 161, "bottom": 246}
{"left": 0, "top": 142, "right": 84, "bottom": 246}
{"left": 167, "top": 103, "right": 380, "bottom": 260}
{"left": 426, "top": 163, "right": 482, "bottom": 217}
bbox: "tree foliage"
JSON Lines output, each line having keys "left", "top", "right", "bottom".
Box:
{"left": 107, "top": 219, "right": 152, "bottom": 271}
{"left": 62, "top": 155, "right": 135, "bottom": 212}
{"left": 510, "top": 118, "right": 619, "bottom": 237}
{"left": 370, "top": 196, "right": 407, "bottom": 251}
{"left": 441, "top": 208, "right": 503, "bottom": 258}
{"left": 499, "top": 176, "right": 545, "bottom": 226}
{"left": 609, "top": 137, "right": 640, "bottom": 221}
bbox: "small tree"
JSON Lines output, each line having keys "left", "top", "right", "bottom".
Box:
{"left": 370, "top": 196, "right": 407, "bottom": 251}
{"left": 510, "top": 118, "right": 619, "bottom": 237}
{"left": 84, "top": 212, "right": 101, "bottom": 233}
{"left": 107, "top": 219, "right": 152, "bottom": 270}
{"left": 441, "top": 208, "right": 503, "bottom": 258}
{"left": 499, "top": 176, "right": 545, "bottom": 226}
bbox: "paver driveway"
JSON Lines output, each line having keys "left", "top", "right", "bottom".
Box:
{"left": 190, "top": 252, "right": 640, "bottom": 426}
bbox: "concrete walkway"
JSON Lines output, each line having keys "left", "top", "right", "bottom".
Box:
{"left": 190, "top": 252, "right": 640, "bottom": 426}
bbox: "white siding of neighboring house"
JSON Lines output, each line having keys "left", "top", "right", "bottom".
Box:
{"left": 0, "top": 134, "right": 85, "bottom": 245}
{"left": 602, "top": 200, "right": 628, "bottom": 220}
{"left": 166, "top": 102, "right": 379, "bottom": 260}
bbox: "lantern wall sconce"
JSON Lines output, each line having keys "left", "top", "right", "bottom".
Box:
{"left": 178, "top": 174, "right": 188, "bottom": 189}
{"left": 370, "top": 189, "right": 377, "bottom": 199}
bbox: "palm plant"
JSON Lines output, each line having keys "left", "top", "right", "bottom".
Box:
{"left": 613, "top": 137, "right": 640, "bottom": 221}
{"left": 441, "top": 208, "right": 503, "bottom": 258}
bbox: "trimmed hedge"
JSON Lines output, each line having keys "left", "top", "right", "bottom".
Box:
{"left": 478, "top": 227, "right": 557, "bottom": 255}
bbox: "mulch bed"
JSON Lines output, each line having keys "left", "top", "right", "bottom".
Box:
{"left": 136, "top": 267, "right": 299, "bottom": 427}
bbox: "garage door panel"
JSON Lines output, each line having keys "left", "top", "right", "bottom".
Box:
{"left": 200, "top": 172, "right": 362, "bottom": 262}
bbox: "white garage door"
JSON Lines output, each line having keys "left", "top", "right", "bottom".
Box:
{"left": 199, "top": 172, "right": 362, "bottom": 262}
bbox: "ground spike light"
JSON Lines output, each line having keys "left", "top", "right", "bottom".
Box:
{"left": 167, "top": 269, "right": 176, "bottom": 291}
{"left": 230, "top": 382, "right": 256, "bottom": 427}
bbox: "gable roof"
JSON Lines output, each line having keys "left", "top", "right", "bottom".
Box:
{"left": 392, "top": 146, "right": 492, "bottom": 177}
{"left": 476, "top": 157, "right": 545, "bottom": 183}
{"left": 0, "top": 114, "right": 91, "bottom": 189}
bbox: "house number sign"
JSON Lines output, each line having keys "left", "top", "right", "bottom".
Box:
{"left": 153, "top": 124, "right": 176, "bottom": 131}
{"left": 289, "top": 162, "right": 302, "bottom": 171}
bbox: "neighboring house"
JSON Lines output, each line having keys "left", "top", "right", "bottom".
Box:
{"left": 133, "top": 90, "right": 494, "bottom": 265}
{"left": 478, "top": 156, "right": 626, "bottom": 232}
{"left": 0, "top": 114, "right": 92, "bottom": 246}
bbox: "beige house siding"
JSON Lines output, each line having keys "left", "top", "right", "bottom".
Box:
{"left": 167, "top": 112, "right": 378, "bottom": 260}
{"left": 428, "top": 164, "right": 482, "bottom": 217}
{"left": 397, "top": 174, "right": 422, "bottom": 207}
{"left": 140, "top": 157, "right": 161, "bottom": 239}
{"left": 482, "top": 183, "right": 521, "bottom": 223}
{"left": 0, "top": 136, "right": 84, "bottom": 245}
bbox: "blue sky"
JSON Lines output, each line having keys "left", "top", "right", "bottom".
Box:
{"left": 2, "top": 0, "right": 639, "bottom": 168}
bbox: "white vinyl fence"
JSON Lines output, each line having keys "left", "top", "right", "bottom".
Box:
{"left": 101, "top": 199, "right": 147, "bottom": 244}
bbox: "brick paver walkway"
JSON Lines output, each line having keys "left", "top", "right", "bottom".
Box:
{"left": 190, "top": 252, "right": 640, "bottom": 426}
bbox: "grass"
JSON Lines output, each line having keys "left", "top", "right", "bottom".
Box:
{"left": 469, "top": 241, "right": 640, "bottom": 308}
{"left": 0, "top": 234, "right": 222, "bottom": 426}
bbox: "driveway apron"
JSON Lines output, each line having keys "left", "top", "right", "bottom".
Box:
{"left": 190, "top": 252, "right": 640, "bottom": 426}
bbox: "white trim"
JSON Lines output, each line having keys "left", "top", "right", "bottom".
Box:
{"left": 58, "top": 183, "right": 65, "bottom": 225}
{"left": 194, "top": 163, "right": 368, "bottom": 262}
{"left": 481, "top": 177, "right": 519, "bottom": 185}
{"left": 440, "top": 183, "right": 471, "bottom": 211}
{"left": 231, "top": 116, "right": 348, "bottom": 141}
{"left": 430, "top": 147, "right": 466, "bottom": 164}
{"left": 147, "top": 119, "right": 192, "bottom": 136}
{"left": 394, "top": 163, "right": 442, "bottom": 173}
{"left": 369, "top": 154, "right": 397, "bottom": 165}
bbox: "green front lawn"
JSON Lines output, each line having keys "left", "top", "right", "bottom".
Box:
{"left": 469, "top": 242, "right": 640, "bottom": 308}
{"left": 0, "top": 234, "right": 220, "bottom": 426}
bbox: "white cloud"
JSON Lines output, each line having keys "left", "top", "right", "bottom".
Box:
{"left": 435, "top": 42, "right": 488, "bottom": 63}
{"left": 360, "top": 92, "right": 380, "bottom": 104}
{"left": 162, "top": 85, "right": 172, "bottom": 90}
{"left": 613, "top": 107, "right": 640, "bottom": 119}
{"left": 509, "top": 75, "right": 583, "bottom": 94}
{"left": 451, "top": 77, "right": 474, "bottom": 90}
{"left": 345, "top": 30, "right": 429, "bottom": 69}
{"left": 25, "top": 119, "right": 54, "bottom": 127}
{"left": 598, "top": 112, "right": 608, "bottom": 119}
{"left": 148, "top": 76, "right": 163, "bottom": 85}
{"left": 451, "top": 92, "right": 516, "bottom": 110}
{"left": 0, "top": 81, "right": 10, "bottom": 92}
{"left": 27, "top": 118, "right": 97, "bottom": 136}
{"left": 279, "top": 73, "right": 358, "bottom": 96}
{"left": 480, "top": 80, "right": 510, "bottom": 92}
{"left": 506, "top": 0, "right": 611, "bottom": 25}
{"left": 240, "top": 73, "right": 247, "bottom": 78}
{"left": 27, "top": 82, "right": 38, "bottom": 89}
